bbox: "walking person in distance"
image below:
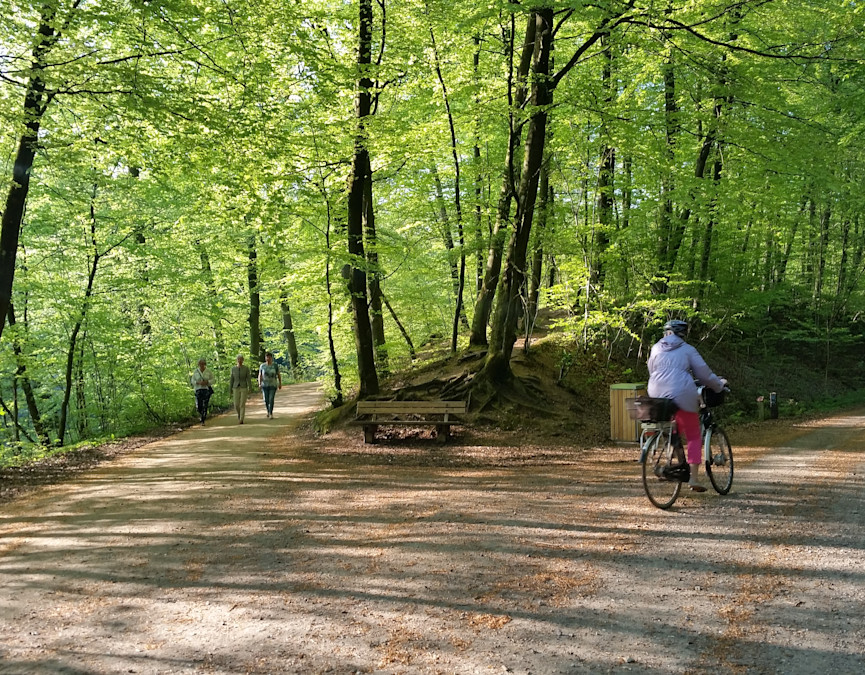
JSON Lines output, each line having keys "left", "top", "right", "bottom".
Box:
{"left": 258, "top": 352, "right": 282, "bottom": 419}
{"left": 191, "top": 358, "right": 214, "bottom": 425}
{"left": 230, "top": 354, "right": 252, "bottom": 424}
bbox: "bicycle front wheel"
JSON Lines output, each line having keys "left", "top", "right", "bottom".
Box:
{"left": 705, "top": 427, "right": 734, "bottom": 494}
{"left": 642, "top": 431, "right": 682, "bottom": 509}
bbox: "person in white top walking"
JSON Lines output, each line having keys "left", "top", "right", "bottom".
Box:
{"left": 191, "top": 358, "right": 214, "bottom": 425}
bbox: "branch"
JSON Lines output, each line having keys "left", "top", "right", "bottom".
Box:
{"left": 552, "top": 3, "right": 636, "bottom": 88}
{"left": 372, "top": 0, "right": 388, "bottom": 114}
{"left": 631, "top": 14, "right": 850, "bottom": 62}
{"left": 0, "top": 395, "right": 37, "bottom": 444}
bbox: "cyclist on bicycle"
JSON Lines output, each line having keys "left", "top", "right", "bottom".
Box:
{"left": 647, "top": 320, "right": 727, "bottom": 492}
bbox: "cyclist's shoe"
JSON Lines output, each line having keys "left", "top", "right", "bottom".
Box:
{"left": 662, "top": 464, "right": 690, "bottom": 482}
{"left": 689, "top": 483, "right": 707, "bottom": 493}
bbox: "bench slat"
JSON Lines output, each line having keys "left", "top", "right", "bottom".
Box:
{"left": 350, "top": 420, "right": 453, "bottom": 426}
{"left": 356, "top": 401, "right": 466, "bottom": 415}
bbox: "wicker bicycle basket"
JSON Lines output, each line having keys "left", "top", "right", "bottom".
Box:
{"left": 626, "top": 396, "right": 678, "bottom": 422}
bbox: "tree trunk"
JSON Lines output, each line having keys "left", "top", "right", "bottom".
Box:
{"left": 432, "top": 169, "right": 469, "bottom": 335}
{"left": 484, "top": 8, "right": 554, "bottom": 381}
{"left": 834, "top": 214, "right": 864, "bottom": 318}
{"left": 429, "top": 24, "right": 467, "bottom": 354}
{"left": 7, "top": 304, "right": 49, "bottom": 446}
{"left": 593, "top": 34, "right": 615, "bottom": 294}
{"left": 323, "top": 195, "right": 344, "bottom": 407}
{"left": 0, "top": 390, "right": 35, "bottom": 445}
{"left": 653, "top": 53, "right": 681, "bottom": 296}
{"left": 813, "top": 204, "right": 831, "bottom": 311}
{"left": 775, "top": 195, "right": 807, "bottom": 285}
{"left": 468, "top": 13, "right": 535, "bottom": 348}
{"left": 382, "top": 293, "right": 416, "bottom": 359}
{"left": 364, "top": 165, "right": 388, "bottom": 375}
{"left": 619, "top": 155, "right": 633, "bottom": 294}
{"left": 526, "top": 157, "right": 552, "bottom": 334}
{"left": 348, "top": 0, "right": 379, "bottom": 398}
{"left": 469, "top": 160, "right": 514, "bottom": 347}
{"left": 695, "top": 155, "right": 724, "bottom": 309}
{"left": 75, "top": 333, "right": 88, "bottom": 439}
{"left": 0, "top": 3, "right": 68, "bottom": 341}
{"left": 58, "top": 183, "right": 101, "bottom": 446}
{"left": 280, "top": 298, "right": 299, "bottom": 373}
{"left": 476, "top": 4, "right": 622, "bottom": 379}
{"left": 198, "top": 243, "right": 227, "bottom": 362}
{"left": 247, "top": 233, "right": 264, "bottom": 363}
{"left": 472, "top": 35, "right": 486, "bottom": 296}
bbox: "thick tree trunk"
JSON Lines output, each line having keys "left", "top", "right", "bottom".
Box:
{"left": 476, "top": 5, "right": 621, "bottom": 381}
{"left": 469, "top": 164, "right": 513, "bottom": 347}
{"left": 280, "top": 299, "right": 299, "bottom": 373}
{"left": 0, "top": 4, "right": 68, "bottom": 341}
{"left": 363, "top": 169, "right": 388, "bottom": 375}
{"left": 468, "top": 14, "right": 535, "bottom": 348}
{"left": 348, "top": 0, "right": 379, "bottom": 398}
{"left": 247, "top": 234, "right": 264, "bottom": 363}
{"left": 484, "top": 8, "right": 554, "bottom": 381}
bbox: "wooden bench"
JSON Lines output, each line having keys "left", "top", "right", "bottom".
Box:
{"left": 355, "top": 400, "right": 467, "bottom": 444}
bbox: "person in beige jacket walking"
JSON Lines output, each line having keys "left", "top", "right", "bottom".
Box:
{"left": 230, "top": 355, "right": 252, "bottom": 424}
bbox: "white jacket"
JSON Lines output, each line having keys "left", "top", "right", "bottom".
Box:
{"left": 647, "top": 335, "right": 724, "bottom": 413}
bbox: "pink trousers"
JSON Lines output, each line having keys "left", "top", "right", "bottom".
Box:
{"left": 675, "top": 409, "right": 702, "bottom": 464}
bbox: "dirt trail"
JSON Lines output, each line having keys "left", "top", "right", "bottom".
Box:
{"left": 1, "top": 384, "right": 864, "bottom": 674}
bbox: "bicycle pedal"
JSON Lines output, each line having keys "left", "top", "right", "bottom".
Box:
{"left": 662, "top": 465, "right": 691, "bottom": 481}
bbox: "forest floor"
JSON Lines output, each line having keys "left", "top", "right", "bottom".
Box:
{"left": 1, "top": 380, "right": 864, "bottom": 674}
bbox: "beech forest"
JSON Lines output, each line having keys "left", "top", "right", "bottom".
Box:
{"left": 1, "top": 0, "right": 863, "bottom": 456}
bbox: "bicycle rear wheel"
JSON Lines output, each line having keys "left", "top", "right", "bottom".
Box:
{"left": 705, "top": 427, "right": 734, "bottom": 494}
{"left": 642, "top": 431, "right": 682, "bottom": 509}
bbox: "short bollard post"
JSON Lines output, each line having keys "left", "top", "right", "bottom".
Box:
{"left": 769, "top": 391, "right": 778, "bottom": 419}
{"left": 757, "top": 396, "right": 765, "bottom": 421}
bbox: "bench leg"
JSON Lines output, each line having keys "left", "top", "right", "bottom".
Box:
{"left": 363, "top": 424, "right": 377, "bottom": 444}
{"left": 435, "top": 424, "right": 450, "bottom": 444}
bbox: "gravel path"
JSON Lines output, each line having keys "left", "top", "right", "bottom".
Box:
{"left": 1, "top": 384, "right": 863, "bottom": 674}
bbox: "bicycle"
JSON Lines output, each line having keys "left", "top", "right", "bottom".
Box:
{"left": 699, "top": 386, "right": 734, "bottom": 495}
{"left": 630, "top": 387, "right": 733, "bottom": 509}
